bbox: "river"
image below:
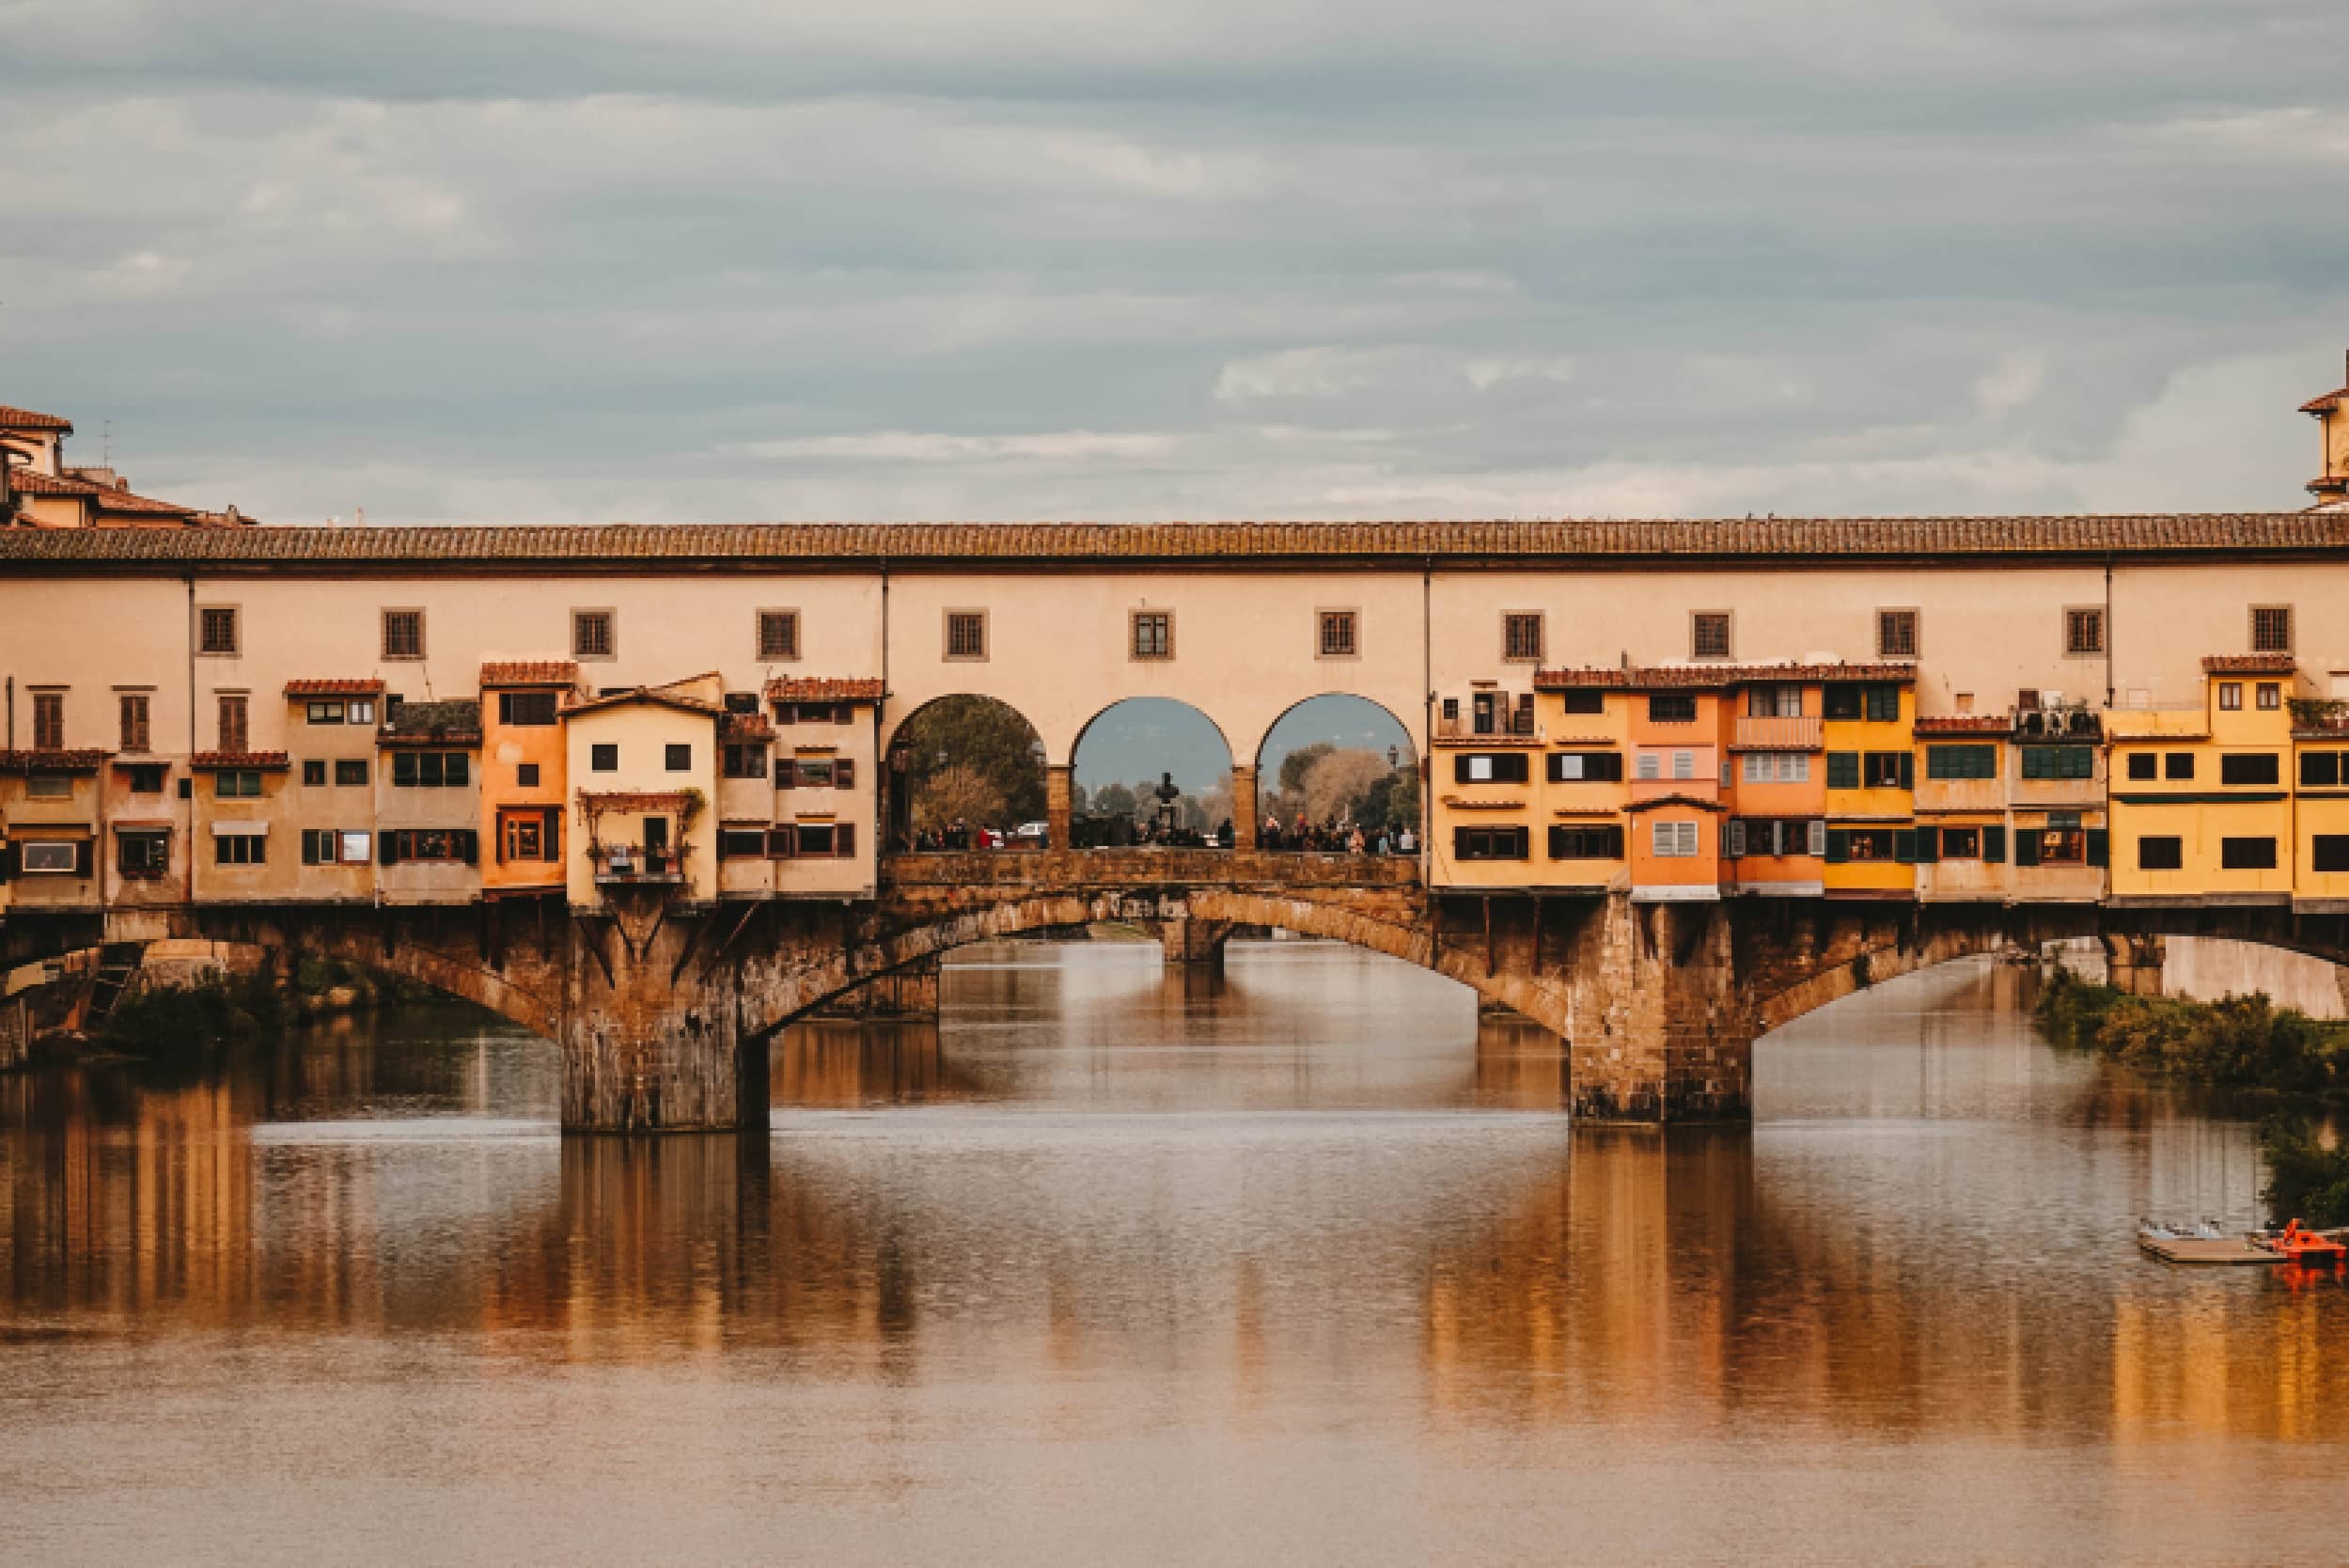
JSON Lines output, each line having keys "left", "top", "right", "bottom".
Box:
{"left": 3, "top": 942, "right": 2345, "bottom": 1565}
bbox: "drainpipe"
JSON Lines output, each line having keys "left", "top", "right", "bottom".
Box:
{"left": 185, "top": 572, "right": 197, "bottom": 906}
{"left": 2103, "top": 555, "right": 2115, "bottom": 709}
{"left": 6, "top": 675, "right": 12, "bottom": 751}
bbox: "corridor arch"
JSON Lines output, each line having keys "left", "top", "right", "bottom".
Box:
{"left": 885, "top": 694, "right": 1050, "bottom": 846}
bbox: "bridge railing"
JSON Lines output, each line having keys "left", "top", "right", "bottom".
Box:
{"left": 884, "top": 848, "right": 1421, "bottom": 888}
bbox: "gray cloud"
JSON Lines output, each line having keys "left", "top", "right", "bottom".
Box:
{"left": 2, "top": 0, "right": 2342, "bottom": 523}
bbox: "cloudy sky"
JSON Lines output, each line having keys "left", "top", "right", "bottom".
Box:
{"left": 5, "top": 0, "right": 2344, "bottom": 525}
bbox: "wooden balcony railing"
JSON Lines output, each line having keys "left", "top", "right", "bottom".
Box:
{"left": 590, "top": 846, "right": 687, "bottom": 885}
{"left": 1732, "top": 714, "right": 1823, "bottom": 751}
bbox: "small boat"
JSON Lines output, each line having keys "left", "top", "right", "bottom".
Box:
{"left": 2254, "top": 1220, "right": 2347, "bottom": 1266}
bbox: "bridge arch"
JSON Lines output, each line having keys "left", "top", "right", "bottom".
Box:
{"left": 1069, "top": 696, "right": 1236, "bottom": 837}
{"left": 884, "top": 693, "right": 1050, "bottom": 847}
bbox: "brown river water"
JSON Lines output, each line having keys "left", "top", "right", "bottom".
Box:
{"left": 3, "top": 942, "right": 2346, "bottom": 1565}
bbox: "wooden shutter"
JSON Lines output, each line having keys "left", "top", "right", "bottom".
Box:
{"left": 836, "top": 823, "right": 856, "bottom": 858}
{"left": 1983, "top": 824, "right": 2007, "bottom": 863}
{"left": 769, "top": 827, "right": 795, "bottom": 858}
{"left": 775, "top": 758, "right": 795, "bottom": 790}
{"left": 1726, "top": 820, "right": 1746, "bottom": 858}
{"left": 1893, "top": 828, "right": 1919, "bottom": 863}
{"left": 381, "top": 833, "right": 402, "bottom": 866}
{"left": 544, "top": 808, "right": 563, "bottom": 862}
{"left": 1808, "top": 820, "right": 1827, "bottom": 857}
{"left": 1915, "top": 825, "right": 1939, "bottom": 863}
{"left": 74, "top": 839, "right": 94, "bottom": 878}
{"left": 2014, "top": 830, "right": 2041, "bottom": 868}
{"left": 836, "top": 757, "right": 855, "bottom": 790}
{"left": 2086, "top": 828, "right": 2108, "bottom": 868}
{"left": 1824, "top": 829, "right": 1850, "bottom": 865}
{"left": 1899, "top": 752, "right": 1915, "bottom": 791}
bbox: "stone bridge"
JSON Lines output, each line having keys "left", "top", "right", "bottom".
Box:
{"left": 13, "top": 851, "right": 2349, "bottom": 1131}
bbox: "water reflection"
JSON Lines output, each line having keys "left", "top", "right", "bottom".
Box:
{"left": 3, "top": 948, "right": 2347, "bottom": 1563}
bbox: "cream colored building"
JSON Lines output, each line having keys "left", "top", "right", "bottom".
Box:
{"left": 562, "top": 677, "right": 722, "bottom": 910}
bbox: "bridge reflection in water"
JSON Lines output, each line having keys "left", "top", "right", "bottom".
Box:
{"left": 3, "top": 948, "right": 2346, "bottom": 1562}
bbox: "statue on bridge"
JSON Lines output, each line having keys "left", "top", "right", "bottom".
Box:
{"left": 1151, "top": 771, "right": 1183, "bottom": 839}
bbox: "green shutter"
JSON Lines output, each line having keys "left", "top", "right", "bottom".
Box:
{"left": 1824, "top": 829, "right": 1851, "bottom": 865}
{"left": 1827, "top": 752, "right": 1859, "bottom": 790}
{"left": 2086, "top": 828, "right": 2108, "bottom": 868}
{"left": 2015, "top": 829, "right": 2041, "bottom": 867}
{"left": 1916, "top": 825, "right": 1940, "bottom": 863}
{"left": 1984, "top": 824, "right": 2007, "bottom": 863}
{"left": 1899, "top": 752, "right": 1915, "bottom": 791}
{"left": 1894, "top": 828, "right": 1919, "bottom": 863}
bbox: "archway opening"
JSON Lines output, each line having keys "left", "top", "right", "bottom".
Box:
{"left": 887, "top": 696, "right": 1048, "bottom": 851}
{"left": 1070, "top": 698, "right": 1234, "bottom": 848}
{"left": 1257, "top": 694, "right": 1418, "bottom": 853}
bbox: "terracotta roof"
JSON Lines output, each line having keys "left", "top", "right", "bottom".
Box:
{"left": 4, "top": 465, "right": 205, "bottom": 521}
{"left": 722, "top": 712, "right": 775, "bottom": 740}
{"left": 563, "top": 686, "right": 721, "bottom": 719}
{"left": 1913, "top": 715, "right": 2012, "bottom": 735}
{"left": 2, "top": 516, "right": 2346, "bottom": 568}
{"left": 189, "top": 750, "right": 290, "bottom": 770}
{"left": 577, "top": 790, "right": 692, "bottom": 812}
{"left": 380, "top": 698, "right": 482, "bottom": 745}
{"left": 2301, "top": 388, "right": 2346, "bottom": 415}
{"left": 1536, "top": 661, "right": 1916, "bottom": 690}
{"left": 2201, "top": 653, "right": 2297, "bottom": 675}
{"left": 480, "top": 660, "right": 580, "bottom": 688}
{"left": 0, "top": 748, "right": 109, "bottom": 774}
{"left": 1622, "top": 792, "right": 1729, "bottom": 812}
{"left": 765, "top": 676, "right": 885, "bottom": 702}
{"left": 284, "top": 678, "right": 385, "bottom": 697}
{"left": 0, "top": 406, "right": 72, "bottom": 432}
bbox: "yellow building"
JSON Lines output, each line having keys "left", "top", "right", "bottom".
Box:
{"left": 2293, "top": 705, "right": 2349, "bottom": 911}
{"left": 1822, "top": 670, "right": 1918, "bottom": 896}
{"left": 0, "top": 747, "right": 108, "bottom": 910}
{"left": 1427, "top": 679, "right": 1545, "bottom": 889}
{"left": 2106, "top": 655, "right": 2297, "bottom": 903}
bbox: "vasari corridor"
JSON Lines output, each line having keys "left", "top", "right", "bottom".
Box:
{"left": 9, "top": 2, "right": 2349, "bottom": 1553}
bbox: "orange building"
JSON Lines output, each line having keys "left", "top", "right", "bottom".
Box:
{"left": 479, "top": 661, "right": 579, "bottom": 897}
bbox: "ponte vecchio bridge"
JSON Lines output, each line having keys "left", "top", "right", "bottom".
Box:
{"left": 8, "top": 513, "right": 2349, "bottom": 1131}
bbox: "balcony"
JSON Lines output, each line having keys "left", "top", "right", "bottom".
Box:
{"left": 1732, "top": 715, "right": 1823, "bottom": 751}
{"left": 1435, "top": 709, "right": 1539, "bottom": 742}
{"left": 590, "top": 845, "right": 687, "bottom": 886}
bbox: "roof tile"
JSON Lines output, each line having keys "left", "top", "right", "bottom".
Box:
{"left": 188, "top": 750, "right": 290, "bottom": 770}
{"left": 2200, "top": 653, "right": 2298, "bottom": 675}
{"left": 765, "top": 676, "right": 885, "bottom": 702}
{"left": 284, "top": 678, "right": 385, "bottom": 697}
{"left": 480, "top": 660, "right": 580, "bottom": 688}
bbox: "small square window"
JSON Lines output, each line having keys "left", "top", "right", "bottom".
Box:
{"left": 1877, "top": 608, "right": 1918, "bottom": 659}
{"left": 197, "top": 605, "right": 241, "bottom": 656}
{"left": 382, "top": 608, "right": 425, "bottom": 660}
{"left": 2165, "top": 751, "right": 2195, "bottom": 780}
{"left": 2257, "top": 682, "right": 2280, "bottom": 711}
{"left": 302, "top": 759, "right": 327, "bottom": 786}
{"left": 572, "top": 608, "right": 616, "bottom": 660}
{"left": 945, "top": 610, "right": 988, "bottom": 661}
{"left": 1131, "top": 611, "right": 1173, "bottom": 660}
{"left": 1691, "top": 612, "right": 1730, "bottom": 660}
{"left": 590, "top": 743, "right": 618, "bottom": 772}
{"left": 2126, "top": 753, "right": 2156, "bottom": 780}
{"left": 2064, "top": 606, "right": 2105, "bottom": 656}
{"left": 126, "top": 763, "right": 166, "bottom": 794}
{"left": 758, "top": 609, "right": 800, "bottom": 662}
{"left": 335, "top": 759, "right": 368, "bottom": 787}
{"left": 666, "top": 743, "right": 692, "bottom": 772}
{"left": 2218, "top": 682, "right": 2242, "bottom": 712}
{"left": 518, "top": 762, "right": 540, "bottom": 787}
{"left": 1318, "top": 609, "right": 1358, "bottom": 659}
{"left": 2250, "top": 605, "right": 2293, "bottom": 654}
{"left": 1501, "top": 612, "right": 1544, "bottom": 663}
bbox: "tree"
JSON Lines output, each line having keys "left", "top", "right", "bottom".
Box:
{"left": 1091, "top": 781, "right": 1139, "bottom": 820}
{"left": 914, "top": 764, "right": 1006, "bottom": 832}
{"left": 1277, "top": 742, "right": 1336, "bottom": 796}
{"left": 900, "top": 697, "right": 1045, "bottom": 826}
{"left": 1302, "top": 747, "right": 1394, "bottom": 823}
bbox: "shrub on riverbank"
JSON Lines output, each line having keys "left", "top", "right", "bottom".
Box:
{"left": 101, "top": 969, "right": 286, "bottom": 1058}
{"left": 2260, "top": 1117, "right": 2349, "bottom": 1228}
{"left": 2033, "top": 967, "right": 2349, "bottom": 1096}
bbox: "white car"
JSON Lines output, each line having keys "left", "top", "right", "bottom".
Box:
{"left": 1012, "top": 821, "right": 1050, "bottom": 845}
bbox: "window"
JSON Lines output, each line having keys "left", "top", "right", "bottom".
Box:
{"left": 1636, "top": 752, "right": 1661, "bottom": 780}
{"left": 1317, "top": 609, "right": 1358, "bottom": 659}
{"left": 572, "top": 608, "right": 616, "bottom": 660}
{"left": 1130, "top": 611, "right": 1173, "bottom": 661}
{"left": 1823, "top": 685, "right": 1862, "bottom": 721}
{"left": 2064, "top": 606, "right": 2105, "bottom": 656}
{"left": 381, "top": 829, "right": 477, "bottom": 864}
{"left": 217, "top": 694, "right": 248, "bottom": 752}
{"left": 665, "top": 743, "right": 693, "bottom": 773}
{"left": 782, "top": 822, "right": 856, "bottom": 858}
{"left": 1877, "top": 608, "right": 1918, "bottom": 658}
{"left": 1688, "top": 611, "right": 1730, "bottom": 660}
{"left": 2137, "top": 836, "right": 2184, "bottom": 870}
{"left": 213, "top": 833, "right": 266, "bottom": 867}
{"left": 498, "top": 691, "right": 558, "bottom": 727}
{"left": 197, "top": 605, "right": 240, "bottom": 655}
{"left": 590, "top": 744, "right": 618, "bottom": 773}
{"left": 382, "top": 609, "right": 424, "bottom": 660}
{"left": 2020, "top": 745, "right": 2094, "bottom": 780}
{"left": 498, "top": 808, "right": 560, "bottom": 864}
{"left": 19, "top": 840, "right": 82, "bottom": 874}
{"left": 2251, "top": 605, "right": 2294, "bottom": 653}
{"left": 1859, "top": 685, "right": 1897, "bottom": 724}
{"left": 1926, "top": 745, "right": 1997, "bottom": 780}
{"left": 2257, "top": 682, "right": 2280, "bottom": 712}
{"left": 2165, "top": 752, "right": 2195, "bottom": 780}
{"left": 1670, "top": 750, "right": 1695, "bottom": 779}
{"left": 126, "top": 764, "right": 165, "bottom": 793}
{"left": 1502, "top": 612, "right": 1544, "bottom": 663}
{"left": 213, "top": 770, "right": 261, "bottom": 797}
{"left": 2220, "top": 753, "right": 2279, "bottom": 786}
{"left": 1739, "top": 752, "right": 1810, "bottom": 783}
{"left": 118, "top": 693, "right": 150, "bottom": 752}
{"left": 775, "top": 702, "right": 853, "bottom": 727}
{"left": 1862, "top": 751, "right": 1911, "bottom": 789}
{"left": 719, "top": 828, "right": 769, "bottom": 859}
{"left": 1940, "top": 826, "right": 1981, "bottom": 859}
{"left": 26, "top": 775, "right": 71, "bottom": 799}
{"left": 29, "top": 691, "right": 68, "bottom": 749}
{"left": 784, "top": 757, "right": 855, "bottom": 789}
{"left": 1453, "top": 753, "right": 1530, "bottom": 784}
{"left": 2221, "top": 837, "right": 2278, "bottom": 870}
{"left": 723, "top": 744, "right": 768, "bottom": 779}
{"left": 336, "top": 760, "right": 368, "bottom": 787}
{"left": 2304, "top": 753, "right": 2343, "bottom": 789}
{"left": 1835, "top": 828, "right": 1899, "bottom": 862}
{"left": 1547, "top": 824, "right": 1623, "bottom": 859}
{"left": 758, "top": 609, "right": 800, "bottom": 662}
{"left": 1652, "top": 820, "right": 1700, "bottom": 857}
{"left": 300, "top": 829, "right": 371, "bottom": 866}
{"left": 518, "top": 762, "right": 540, "bottom": 788}
{"left": 1649, "top": 694, "right": 1697, "bottom": 724}
{"left": 306, "top": 700, "right": 346, "bottom": 725}
{"left": 1547, "top": 751, "right": 1624, "bottom": 783}
{"left": 303, "top": 760, "right": 327, "bottom": 786}
{"left": 2314, "top": 837, "right": 2349, "bottom": 873}
{"left": 389, "top": 752, "right": 469, "bottom": 788}
{"left": 1746, "top": 684, "right": 1805, "bottom": 717}
{"left": 1826, "top": 751, "right": 1859, "bottom": 790}
{"left": 946, "top": 610, "right": 988, "bottom": 661}
{"left": 1732, "top": 819, "right": 1824, "bottom": 857}
{"left": 2126, "top": 753, "right": 2157, "bottom": 781}
{"left": 2218, "top": 682, "right": 2242, "bottom": 712}
{"left": 1452, "top": 825, "right": 1528, "bottom": 861}
{"left": 117, "top": 830, "right": 169, "bottom": 877}
{"left": 1559, "top": 690, "right": 1604, "bottom": 715}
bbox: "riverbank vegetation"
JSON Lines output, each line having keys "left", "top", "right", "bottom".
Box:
{"left": 101, "top": 958, "right": 439, "bottom": 1058}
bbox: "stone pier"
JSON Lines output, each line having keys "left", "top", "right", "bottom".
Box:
{"left": 563, "top": 902, "right": 769, "bottom": 1134}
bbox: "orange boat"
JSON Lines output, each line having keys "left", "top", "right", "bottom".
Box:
{"left": 2259, "top": 1220, "right": 2347, "bottom": 1266}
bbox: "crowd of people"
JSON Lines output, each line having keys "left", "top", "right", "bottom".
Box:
{"left": 905, "top": 816, "right": 1418, "bottom": 854}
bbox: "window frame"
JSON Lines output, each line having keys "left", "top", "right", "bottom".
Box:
{"left": 2219, "top": 836, "right": 2278, "bottom": 871}
{"left": 2125, "top": 752, "right": 2157, "bottom": 781}
{"left": 117, "top": 691, "right": 151, "bottom": 753}
{"left": 1925, "top": 744, "right": 1997, "bottom": 780}
{"left": 216, "top": 693, "right": 249, "bottom": 753}
{"left": 2217, "top": 682, "right": 2242, "bottom": 712}
{"left": 1316, "top": 607, "right": 1360, "bottom": 661}
{"left": 1501, "top": 611, "right": 1545, "bottom": 664}
{"left": 665, "top": 743, "right": 694, "bottom": 774}
{"left": 117, "top": 828, "right": 171, "bottom": 878}
{"left": 571, "top": 606, "right": 618, "bottom": 662}
{"left": 756, "top": 607, "right": 801, "bottom": 663}
{"left": 1546, "top": 823, "right": 1623, "bottom": 860}
{"left": 590, "top": 743, "right": 619, "bottom": 774}
{"left": 2062, "top": 605, "right": 2106, "bottom": 657}
{"left": 2250, "top": 604, "right": 2294, "bottom": 654}
{"left": 2219, "top": 752, "right": 2280, "bottom": 787}
{"left": 196, "top": 604, "right": 242, "bottom": 657}
{"left": 381, "top": 607, "right": 426, "bottom": 662}
{"left": 335, "top": 759, "right": 369, "bottom": 788}
{"left": 944, "top": 608, "right": 990, "bottom": 663}
{"left": 2137, "top": 836, "right": 2185, "bottom": 871}
{"left": 1876, "top": 607, "right": 1919, "bottom": 659}
{"left": 30, "top": 690, "right": 64, "bottom": 750}
{"left": 1130, "top": 609, "right": 1174, "bottom": 662}
{"left": 1689, "top": 610, "right": 1732, "bottom": 661}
